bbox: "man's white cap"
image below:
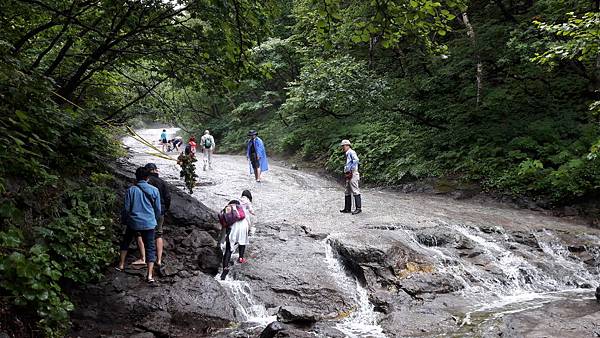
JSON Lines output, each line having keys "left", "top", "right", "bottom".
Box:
{"left": 340, "top": 139, "right": 351, "bottom": 146}
{"left": 204, "top": 130, "right": 209, "bottom": 134}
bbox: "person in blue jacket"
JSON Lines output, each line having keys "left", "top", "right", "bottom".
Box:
{"left": 246, "top": 130, "right": 269, "bottom": 182}
{"left": 159, "top": 129, "right": 168, "bottom": 152}
{"left": 116, "top": 166, "right": 161, "bottom": 283}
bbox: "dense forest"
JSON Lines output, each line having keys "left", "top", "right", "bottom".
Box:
{"left": 0, "top": 0, "right": 598, "bottom": 336}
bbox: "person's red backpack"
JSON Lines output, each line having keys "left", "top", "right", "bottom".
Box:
{"left": 218, "top": 200, "right": 246, "bottom": 228}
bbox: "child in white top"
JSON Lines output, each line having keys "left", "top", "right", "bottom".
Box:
{"left": 220, "top": 190, "right": 256, "bottom": 280}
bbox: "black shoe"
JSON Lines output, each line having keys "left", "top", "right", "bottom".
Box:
{"left": 352, "top": 195, "right": 362, "bottom": 215}
{"left": 156, "top": 263, "right": 166, "bottom": 277}
{"left": 340, "top": 195, "right": 352, "bottom": 213}
{"left": 220, "top": 268, "right": 229, "bottom": 280}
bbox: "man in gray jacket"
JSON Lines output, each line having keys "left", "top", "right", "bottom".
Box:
{"left": 339, "top": 139, "right": 362, "bottom": 215}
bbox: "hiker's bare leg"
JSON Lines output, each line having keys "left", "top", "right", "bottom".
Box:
{"left": 118, "top": 250, "right": 128, "bottom": 270}
{"left": 147, "top": 262, "right": 154, "bottom": 280}
{"left": 132, "top": 236, "right": 145, "bottom": 264}
{"left": 156, "top": 237, "right": 163, "bottom": 265}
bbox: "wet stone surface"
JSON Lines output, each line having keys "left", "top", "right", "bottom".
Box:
{"left": 71, "top": 129, "right": 600, "bottom": 337}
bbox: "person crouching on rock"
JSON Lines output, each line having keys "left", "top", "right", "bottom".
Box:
{"left": 116, "top": 166, "right": 161, "bottom": 283}
{"left": 339, "top": 139, "right": 362, "bottom": 215}
{"left": 220, "top": 191, "right": 255, "bottom": 280}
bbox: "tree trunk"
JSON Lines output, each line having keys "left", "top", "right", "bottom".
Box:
{"left": 461, "top": 12, "right": 483, "bottom": 108}
{"left": 11, "top": 20, "right": 58, "bottom": 54}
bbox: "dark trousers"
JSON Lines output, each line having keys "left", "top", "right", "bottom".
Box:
{"left": 222, "top": 228, "right": 247, "bottom": 270}
{"left": 222, "top": 228, "right": 232, "bottom": 270}
{"left": 120, "top": 228, "right": 156, "bottom": 263}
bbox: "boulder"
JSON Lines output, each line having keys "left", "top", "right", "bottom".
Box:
{"left": 165, "top": 185, "right": 219, "bottom": 231}
{"left": 181, "top": 229, "right": 217, "bottom": 248}
{"left": 260, "top": 321, "right": 288, "bottom": 338}
{"left": 197, "top": 246, "right": 221, "bottom": 274}
{"left": 259, "top": 320, "right": 315, "bottom": 338}
{"left": 276, "top": 306, "right": 318, "bottom": 324}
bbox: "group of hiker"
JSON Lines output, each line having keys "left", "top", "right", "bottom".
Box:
{"left": 116, "top": 163, "right": 170, "bottom": 283}
{"left": 118, "top": 128, "right": 362, "bottom": 283}
{"left": 161, "top": 129, "right": 216, "bottom": 171}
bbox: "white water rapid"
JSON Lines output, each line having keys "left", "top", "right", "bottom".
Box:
{"left": 324, "top": 237, "right": 386, "bottom": 338}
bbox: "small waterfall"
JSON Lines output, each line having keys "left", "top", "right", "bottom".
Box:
{"left": 449, "top": 223, "right": 561, "bottom": 295}
{"left": 534, "top": 229, "right": 596, "bottom": 286}
{"left": 324, "top": 239, "right": 386, "bottom": 338}
{"left": 400, "top": 222, "right": 599, "bottom": 297}
{"left": 397, "top": 222, "right": 600, "bottom": 326}
{"left": 218, "top": 277, "right": 276, "bottom": 328}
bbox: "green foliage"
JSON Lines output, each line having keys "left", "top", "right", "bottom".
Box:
{"left": 189, "top": 0, "right": 600, "bottom": 207}
{"left": 0, "top": 0, "right": 281, "bottom": 335}
{"left": 302, "top": 0, "right": 466, "bottom": 52}
{"left": 0, "top": 179, "right": 117, "bottom": 337}
{"left": 178, "top": 153, "right": 198, "bottom": 194}
{"left": 532, "top": 12, "right": 600, "bottom": 66}
{"left": 532, "top": 10, "right": 600, "bottom": 156}
{"left": 280, "top": 55, "right": 387, "bottom": 122}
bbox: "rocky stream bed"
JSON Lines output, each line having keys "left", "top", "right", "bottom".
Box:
{"left": 70, "top": 129, "right": 600, "bottom": 337}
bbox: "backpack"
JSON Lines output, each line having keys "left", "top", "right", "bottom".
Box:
{"left": 218, "top": 201, "right": 245, "bottom": 228}
{"left": 184, "top": 143, "right": 191, "bottom": 155}
{"left": 204, "top": 137, "right": 212, "bottom": 149}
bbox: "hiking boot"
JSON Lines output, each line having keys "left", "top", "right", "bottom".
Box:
{"left": 340, "top": 195, "right": 352, "bottom": 213}
{"left": 352, "top": 195, "right": 362, "bottom": 215}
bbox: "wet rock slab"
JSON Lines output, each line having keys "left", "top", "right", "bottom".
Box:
{"left": 502, "top": 298, "right": 600, "bottom": 338}
{"left": 228, "top": 223, "right": 356, "bottom": 318}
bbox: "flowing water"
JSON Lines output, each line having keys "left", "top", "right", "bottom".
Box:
{"left": 219, "top": 278, "right": 276, "bottom": 328}
{"left": 324, "top": 237, "right": 386, "bottom": 338}
{"left": 123, "top": 128, "right": 600, "bottom": 337}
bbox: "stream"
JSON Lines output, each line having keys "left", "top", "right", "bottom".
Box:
{"left": 122, "top": 128, "right": 600, "bottom": 337}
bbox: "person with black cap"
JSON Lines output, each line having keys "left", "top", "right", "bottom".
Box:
{"left": 339, "top": 139, "right": 362, "bottom": 215}
{"left": 246, "top": 130, "right": 269, "bottom": 182}
{"left": 138, "top": 163, "right": 171, "bottom": 275}
{"left": 116, "top": 166, "right": 161, "bottom": 283}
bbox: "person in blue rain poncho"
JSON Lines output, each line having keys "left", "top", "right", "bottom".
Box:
{"left": 246, "top": 130, "right": 268, "bottom": 182}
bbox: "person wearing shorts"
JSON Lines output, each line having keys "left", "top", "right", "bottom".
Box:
{"left": 136, "top": 163, "right": 171, "bottom": 276}
{"left": 160, "top": 129, "right": 168, "bottom": 152}
{"left": 116, "top": 167, "right": 161, "bottom": 283}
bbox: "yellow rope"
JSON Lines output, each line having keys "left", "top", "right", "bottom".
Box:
{"left": 50, "top": 90, "right": 177, "bottom": 162}
{"left": 126, "top": 126, "right": 177, "bottom": 161}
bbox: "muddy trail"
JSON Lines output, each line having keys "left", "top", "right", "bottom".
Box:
{"left": 72, "top": 128, "right": 600, "bottom": 337}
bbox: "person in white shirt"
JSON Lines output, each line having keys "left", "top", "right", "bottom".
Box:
{"left": 220, "top": 190, "right": 255, "bottom": 280}
{"left": 200, "top": 130, "right": 215, "bottom": 170}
